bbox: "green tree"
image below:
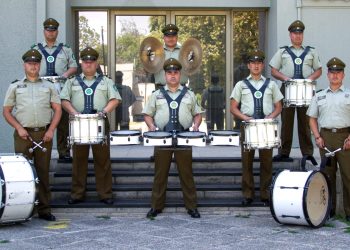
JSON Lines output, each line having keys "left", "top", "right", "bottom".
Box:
{"left": 79, "top": 16, "right": 101, "bottom": 51}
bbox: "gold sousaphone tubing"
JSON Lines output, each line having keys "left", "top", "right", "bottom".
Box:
{"left": 139, "top": 37, "right": 164, "bottom": 73}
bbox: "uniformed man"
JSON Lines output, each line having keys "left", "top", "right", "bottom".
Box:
{"left": 114, "top": 71, "right": 136, "bottom": 130}
{"left": 230, "top": 49, "right": 283, "bottom": 206}
{"left": 143, "top": 58, "right": 202, "bottom": 218}
{"left": 3, "top": 49, "right": 62, "bottom": 221}
{"left": 153, "top": 24, "right": 189, "bottom": 87}
{"left": 307, "top": 57, "right": 350, "bottom": 221}
{"left": 32, "top": 18, "right": 78, "bottom": 162}
{"left": 201, "top": 73, "right": 225, "bottom": 131}
{"left": 270, "top": 20, "right": 322, "bottom": 160}
{"left": 60, "top": 47, "right": 121, "bottom": 205}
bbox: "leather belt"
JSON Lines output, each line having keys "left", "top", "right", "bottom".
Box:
{"left": 322, "top": 127, "right": 350, "bottom": 133}
{"left": 24, "top": 125, "right": 50, "bottom": 132}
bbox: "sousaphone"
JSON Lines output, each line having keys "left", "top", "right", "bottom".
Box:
{"left": 139, "top": 37, "right": 164, "bottom": 73}
{"left": 179, "top": 38, "right": 202, "bottom": 76}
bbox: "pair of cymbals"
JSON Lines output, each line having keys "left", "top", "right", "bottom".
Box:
{"left": 139, "top": 37, "right": 202, "bottom": 75}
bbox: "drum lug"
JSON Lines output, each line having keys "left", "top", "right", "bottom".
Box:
{"left": 34, "top": 200, "right": 39, "bottom": 206}
{"left": 0, "top": 202, "right": 4, "bottom": 208}
{"left": 0, "top": 179, "right": 4, "bottom": 186}
{"left": 35, "top": 177, "right": 39, "bottom": 184}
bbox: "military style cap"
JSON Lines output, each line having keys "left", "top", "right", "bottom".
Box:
{"left": 80, "top": 47, "right": 99, "bottom": 61}
{"left": 161, "top": 24, "right": 179, "bottom": 36}
{"left": 247, "top": 49, "right": 265, "bottom": 62}
{"left": 327, "top": 57, "right": 346, "bottom": 71}
{"left": 22, "top": 49, "right": 42, "bottom": 62}
{"left": 43, "top": 18, "right": 59, "bottom": 31}
{"left": 288, "top": 20, "right": 305, "bottom": 33}
{"left": 163, "top": 58, "right": 182, "bottom": 71}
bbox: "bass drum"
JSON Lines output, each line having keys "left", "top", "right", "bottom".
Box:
{"left": 0, "top": 154, "right": 38, "bottom": 224}
{"left": 270, "top": 170, "right": 331, "bottom": 228}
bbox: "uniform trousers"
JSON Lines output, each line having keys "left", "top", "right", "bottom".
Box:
{"left": 70, "top": 122, "right": 113, "bottom": 200}
{"left": 320, "top": 128, "right": 350, "bottom": 216}
{"left": 151, "top": 146, "right": 197, "bottom": 210}
{"left": 14, "top": 129, "right": 52, "bottom": 215}
{"left": 240, "top": 125, "right": 272, "bottom": 200}
{"left": 57, "top": 109, "right": 70, "bottom": 156}
{"left": 279, "top": 84, "right": 313, "bottom": 156}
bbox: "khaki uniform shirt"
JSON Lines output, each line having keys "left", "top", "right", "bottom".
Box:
{"left": 269, "top": 44, "right": 322, "bottom": 78}
{"left": 3, "top": 77, "right": 61, "bottom": 127}
{"left": 154, "top": 43, "right": 189, "bottom": 85}
{"left": 230, "top": 75, "right": 283, "bottom": 116}
{"left": 32, "top": 41, "right": 77, "bottom": 77}
{"left": 60, "top": 73, "right": 121, "bottom": 112}
{"left": 142, "top": 85, "right": 203, "bottom": 130}
{"left": 307, "top": 85, "right": 350, "bottom": 128}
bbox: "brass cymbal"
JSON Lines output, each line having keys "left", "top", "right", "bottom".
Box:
{"left": 139, "top": 37, "right": 164, "bottom": 73}
{"left": 179, "top": 38, "right": 202, "bottom": 76}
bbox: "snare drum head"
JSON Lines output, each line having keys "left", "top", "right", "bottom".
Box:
{"left": 110, "top": 130, "right": 141, "bottom": 136}
{"left": 177, "top": 131, "right": 206, "bottom": 138}
{"left": 143, "top": 131, "right": 172, "bottom": 138}
{"left": 209, "top": 130, "right": 239, "bottom": 136}
{"left": 305, "top": 171, "right": 330, "bottom": 227}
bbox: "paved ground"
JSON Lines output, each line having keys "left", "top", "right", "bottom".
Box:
{"left": 1, "top": 209, "right": 349, "bottom": 250}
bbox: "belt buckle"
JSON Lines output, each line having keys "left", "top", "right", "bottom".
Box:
{"left": 331, "top": 128, "right": 337, "bottom": 133}
{"left": 33, "top": 127, "right": 40, "bottom": 132}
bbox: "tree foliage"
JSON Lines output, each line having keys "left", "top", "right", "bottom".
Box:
{"left": 79, "top": 16, "right": 101, "bottom": 51}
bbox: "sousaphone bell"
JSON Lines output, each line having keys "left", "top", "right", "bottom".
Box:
{"left": 139, "top": 37, "right": 164, "bottom": 73}
{"left": 179, "top": 38, "right": 203, "bottom": 76}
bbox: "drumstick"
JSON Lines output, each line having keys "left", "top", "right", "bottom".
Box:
{"left": 28, "top": 137, "right": 47, "bottom": 153}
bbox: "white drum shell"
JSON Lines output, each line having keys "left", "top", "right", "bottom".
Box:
{"left": 270, "top": 170, "right": 330, "bottom": 227}
{"left": 209, "top": 131, "right": 240, "bottom": 146}
{"left": 284, "top": 79, "right": 315, "bottom": 107}
{"left": 0, "top": 155, "right": 37, "bottom": 224}
{"left": 244, "top": 119, "right": 280, "bottom": 149}
{"left": 143, "top": 132, "right": 173, "bottom": 146}
{"left": 69, "top": 114, "right": 105, "bottom": 145}
{"left": 110, "top": 130, "right": 141, "bottom": 145}
{"left": 177, "top": 132, "right": 206, "bottom": 147}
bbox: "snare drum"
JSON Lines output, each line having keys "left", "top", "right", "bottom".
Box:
{"left": 69, "top": 114, "right": 105, "bottom": 145}
{"left": 110, "top": 130, "right": 141, "bottom": 145}
{"left": 208, "top": 130, "right": 240, "bottom": 146}
{"left": 143, "top": 131, "right": 173, "bottom": 146}
{"left": 0, "top": 155, "right": 38, "bottom": 224}
{"left": 270, "top": 170, "right": 331, "bottom": 228}
{"left": 177, "top": 131, "right": 206, "bottom": 147}
{"left": 244, "top": 119, "right": 280, "bottom": 150}
{"left": 284, "top": 79, "right": 316, "bottom": 107}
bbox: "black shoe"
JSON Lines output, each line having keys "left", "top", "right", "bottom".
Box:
{"left": 100, "top": 198, "right": 114, "bottom": 205}
{"left": 187, "top": 208, "right": 201, "bottom": 218}
{"left": 261, "top": 199, "right": 270, "bottom": 206}
{"left": 58, "top": 155, "right": 72, "bottom": 163}
{"left": 242, "top": 198, "right": 253, "bottom": 206}
{"left": 346, "top": 216, "right": 350, "bottom": 222}
{"left": 146, "top": 208, "right": 162, "bottom": 218}
{"left": 38, "top": 213, "right": 56, "bottom": 221}
{"left": 68, "top": 198, "right": 84, "bottom": 204}
{"left": 273, "top": 154, "right": 292, "bottom": 161}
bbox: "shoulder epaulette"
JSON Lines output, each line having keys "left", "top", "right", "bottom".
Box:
{"left": 68, "top": 75, "right": 76, "bottom": 79}
{"left": 11, "top": 79, "right": 19, "bottom": 84}
{"left": 63, "top": 44, "right": 70, "bottom": 48}
{"left": 316, "top": 89, "right": 323, "bottom": 93}
{"left": 308, "top": 46, "right": 315, "bottom": 49}
{"left": 30, "top": 43, "right": 38, "bottom": 49}
{"left": 280, "top": 46, "right": 288, "bottom": 49}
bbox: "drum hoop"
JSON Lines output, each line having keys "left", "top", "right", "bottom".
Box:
{"left": 0, "top": 166, "right": 5, "bottom": 219}
{"left": 209, "top": 130, "right": 239, "bottom": 136}
{"left": 269, "top": 169, "right": 285, "bottom": 225}
{"left": 302, "top": 170, "right": 331, "bottom": 228}
{"left": 285, "top": 79, "right": 316, "bottom": 85}
{"left": 244, "top": 119, "right": 277, "bottom": 124}
{"left": 143, "top": 132, "right": 172, "bottom": 139}
{"left": 110, "top": 130, "right": 141, "bottom": 136}
{"left": 177, "top": 132, "right": 206, "bottom": 138}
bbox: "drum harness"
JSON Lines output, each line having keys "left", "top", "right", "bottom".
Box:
{"left": 76, "top": 74, "right": 104, "bottom": 114}
{"left": 243, "top": 78, "right": 270, "bottom": 119}
{"left": 282, "top": 46, "right": 311, "bottom": 79}
{"left": 37, "top": 43, "right": 63, "bottom": 76}
{"left": 159, "top": 86, "right": 188, "bottom": 147}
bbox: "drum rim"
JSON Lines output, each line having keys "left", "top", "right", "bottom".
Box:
{"left": 177, "top": 131, "right": 206, "bottom": 138}
{"left": 143, "top": 131, "right": 172, "bottom": 138}
{"left": 302, "top": 170, "right": 331, "bottom": 228}
{"left": 269, "top": 169, "right": 284, "bottom": 225}
{"left": 0, "top": 165, "right": 5, "bottom": 219}
{"left": 209, "top": 130, "right": 239, "bottom": 136}
{"left": 244, "top": 118, "right": 277, "bottom": 124}
{"left": 110, "top": 130, "right": 141, "bottom": 136}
